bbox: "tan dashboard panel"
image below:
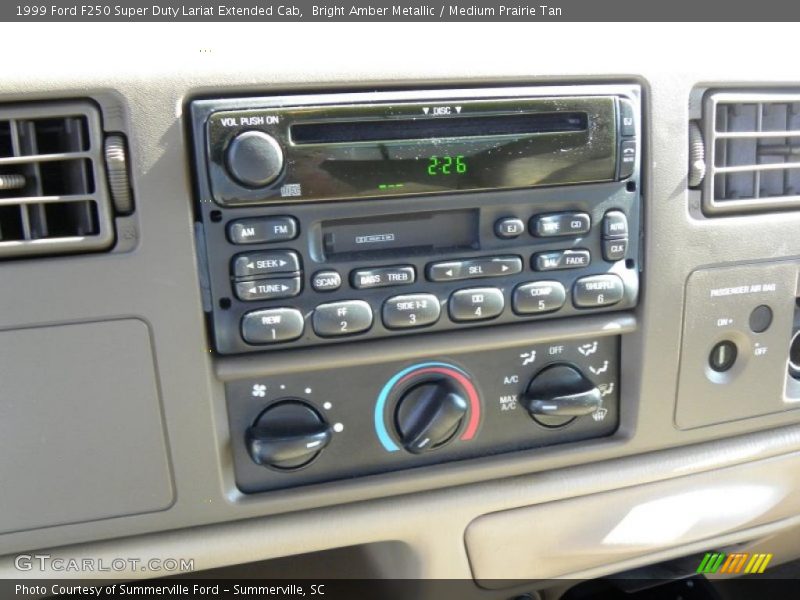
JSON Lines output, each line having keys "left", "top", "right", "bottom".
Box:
{"left": 466, "top": 452, "right": 800, "bottom": 585}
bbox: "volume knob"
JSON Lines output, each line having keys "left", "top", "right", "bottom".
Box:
{"left": 226, "top": 130, "right": 284, "bottom": 188}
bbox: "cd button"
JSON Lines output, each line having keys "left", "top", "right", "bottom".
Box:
{"left": 313, "top": 300, "right": 373, "bottom": 337}
{"left": 513, "top": 281, "right": 566, "bottom": 314}
{"left": 232, "top": 250, "right": 301, "bottom": 278}
{"left": 495, "top": 217, "right": 525, "bottom": 239}
{"left": 449, "top": 287, "right": 505, "bottom": 322}
{"left": 531, "top": 212, "right": 591, "bottom": 238}
{"left": 427, "top": 256, "right": 522, "bottom": 282}
{"left": 351, "top": 265, "right": 415, "bottom": 289}
{"left": 534, "top": 249, "right": 590, "bottom": 271}
{"left": 311, "top": 270, "right": 342, "bottom": 292}
{"left": 573, "top": 274, "right": 625, "bottom": 308}
{"left": 383, "top": 293, "right": 441, "bottom": 329}
{"left": 227, "top": 216, "right": 298, "bottom": 245}
{"left": 241, "top": 308, "right": 304, "bottom": 345}
{"left": 235, "top": 276, "right": 301, "bottom": 301}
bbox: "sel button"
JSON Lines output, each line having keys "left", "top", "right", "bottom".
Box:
{"left": 449, "top": 288, "right": 505, "bottom": 322}
{"left": 313, "top": 300, "right": 373, "bottom": 337}
{"left": 383, "top": 294, "right": 441, "bottom": 329}
{"left": 241, "top": 308, "right": 304, "bottom": 344}
{"left": 513, "top": 281, "right": 566, "bottom": 314}
{"left": 573, "top": 274, "right": 625, "bottom": 308}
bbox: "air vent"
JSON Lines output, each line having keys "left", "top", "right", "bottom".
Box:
{"left": 0, "top": 101, "right": 114, "bottom": 258}
{"left": 699, "top": 91, "right": 800, "bottom": 215}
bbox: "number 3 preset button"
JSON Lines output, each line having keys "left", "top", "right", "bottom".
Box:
{"left": 383, "top": 293, "right": 441, "bottom": 329}
{"left": 313, "top": 300, "right": 373, "bottom": 337}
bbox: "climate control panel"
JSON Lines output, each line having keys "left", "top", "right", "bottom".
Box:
{"left": 226, "top": 334, "right": 620, "bottom": 493}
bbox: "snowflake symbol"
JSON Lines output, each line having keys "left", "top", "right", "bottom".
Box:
{"left": 251, "top": 384, "right": 267, "bottom": 397}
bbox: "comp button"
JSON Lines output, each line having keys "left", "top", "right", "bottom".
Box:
{"left": 513, "top": 281, "right": 566, "bottom": 314}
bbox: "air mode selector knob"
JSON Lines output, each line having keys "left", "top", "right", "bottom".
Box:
{"left": 524, "top": 364, "right": 602, "bottom": 428}
{"left": 394, "top": 381, "right": 468, "bottom": 454}
{"left": 226, "top": 130, "right": 284, "bottom": 188}
{"left": 246, "top": 400, "right": 332, "bottom": 470}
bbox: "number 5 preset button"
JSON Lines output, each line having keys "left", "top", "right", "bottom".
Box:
{"left": 312, "top": 300, "right": 373, "bottom": 337}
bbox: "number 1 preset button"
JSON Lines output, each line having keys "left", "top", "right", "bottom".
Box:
{"left": 313, "top": 300, "right": 373, "bottom": 337}
{"left": 241, "top": 308, "right": 305, "bottom": 345}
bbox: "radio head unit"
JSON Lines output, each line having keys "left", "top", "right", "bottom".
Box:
{"left": 190, "top": 85, "right": 641, "bottom": 355}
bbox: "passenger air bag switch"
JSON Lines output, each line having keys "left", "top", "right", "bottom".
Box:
{"left": 709, "top": 340, "right": 737, "bottom": 373}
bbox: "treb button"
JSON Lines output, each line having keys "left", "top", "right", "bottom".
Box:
{"left": 351, "top": 265, "right": 415, "bottom": 289}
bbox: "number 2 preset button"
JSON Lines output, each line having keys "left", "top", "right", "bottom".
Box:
{"left": 313, "top": 300, "right": 373, "bottom": 337}
{"left": 513, "top": 281, "right": 566, "bottom": 314}
{"left": 241, "top": 308, "right": 304, "bottom": 344}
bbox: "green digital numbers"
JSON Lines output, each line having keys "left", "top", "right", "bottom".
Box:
{"left": 427, "top": 155, "right": 467, "bottom": 176}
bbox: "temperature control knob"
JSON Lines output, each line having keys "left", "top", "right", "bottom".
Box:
{"left": 394, "top": 381, "right": 468, "bottom": 454}
{"left": 524, "top": 364, "right": 602, "bottom": 427}
{"left": 246, "top": 400, "right": 331, "bottom": 470}
{"left": 226, "top": 130, "right": 284, "bottom": 188}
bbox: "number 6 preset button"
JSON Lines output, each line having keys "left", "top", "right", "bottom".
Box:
{"left": 383, "top": 293, "right": 441, "bottom": 329}
{"left": 312, "top": 300, "right": 373, "bottom": 337}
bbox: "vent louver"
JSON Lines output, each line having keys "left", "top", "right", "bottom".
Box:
{"left": 700, "top": 92, "right": 800, "bottom": 215}
{"left": 0, "top": 101, "right": 114, "bottom": 258}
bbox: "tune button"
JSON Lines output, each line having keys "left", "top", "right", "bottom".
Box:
{"left": 513, "top": 281, "right": 567, "bottom": 314}
{"left": 449, "top": 287, "right": 505, "bottom": 322}
{"left": 313, "top": 300, "right": 373, "bottom": 337}
{"left": 383, "top": 293, "right": 441, "bottom": 329}
{"left": 235, "top": 276, "right": 301, "bottom": 301}
{"left": 573, "top": 274, "right": 625, "bottom": 308}
{"left": 351, "top": 265, "right": 415, "bottom": 289}
{"left": 241, "top": 308, "right": 304, "bottom": 345}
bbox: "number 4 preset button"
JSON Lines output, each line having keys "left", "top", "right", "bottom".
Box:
{"left": 313, "top": 300, "right": 373, "bottom": 337}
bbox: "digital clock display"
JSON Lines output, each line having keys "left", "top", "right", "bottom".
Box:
{"left": 427, "top": 155, "right": 468, "bottom": 176}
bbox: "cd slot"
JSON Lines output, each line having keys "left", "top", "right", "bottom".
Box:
{"left": 291, "top": 112, "right": 588, "bottom": 145}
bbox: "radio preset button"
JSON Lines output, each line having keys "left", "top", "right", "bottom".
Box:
{"left": 513, "top": 281, "right": 567, "bottom": 314}
{"left": 235, "top": 277, "right": 302, "bottom": 301}
{"left": 226, "top": 130, "right": 284, "bottom": 188}
{"left": 495, "top": 217, "right": 525, "bottom": 239}
{"left": 241, "top": 308, "right": 304, "bottom": 344}
{"left": 313, "top": 300, "right": 373, "bottom": 337}
{"left": 573, "top": 274, "right": 625, "bottom": 308}
{"left": 232, "top": 250, "right": 300, "bottom": 278}
{"left": 427, "top": 256, "right": 522, "bottom": 282}
{"left": 383, "top": 294, "right": 441, "bottom": 329}
{"left": 603, "top": 239, "right": 628, "bottom": 262}
{"left": 534, "top": 249, "right": 591, "bottom": 271}
{"left": 351, "top": 266, "right": 415, "bottom": 290}
{"left": 449, "top": 287, "right": 505, "bottom": 321}
{"left": 531, "top": 212, "right": 591, "bottom": 238}
{"left": 311, "top": 270, "right": 342, "bottom": 292}
{"left": 227, "top": 216, "right": 298, "bottom": 245}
